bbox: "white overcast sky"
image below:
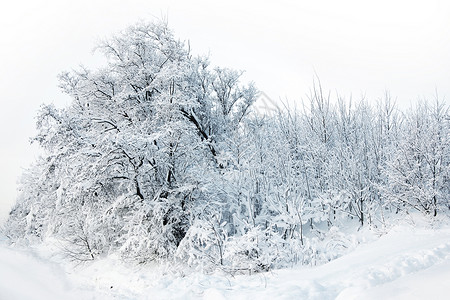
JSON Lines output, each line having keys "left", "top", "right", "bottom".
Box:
{"left": 1, "top": 0, "right": 449, "bottom": 223}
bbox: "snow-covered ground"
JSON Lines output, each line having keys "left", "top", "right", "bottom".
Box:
{"left": 1, "top": 223, "right": 450, "bottom": 299}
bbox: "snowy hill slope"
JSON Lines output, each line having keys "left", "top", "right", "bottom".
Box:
{"left": 1, "top": 224, "right": 449, "bottom": 299}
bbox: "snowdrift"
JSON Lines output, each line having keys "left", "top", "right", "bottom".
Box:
{"left": 1, "top": 224, "right": 449, "bottom": 299}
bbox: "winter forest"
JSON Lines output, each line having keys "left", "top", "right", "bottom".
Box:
{"left": 3, "top": 21, "right": 449, "bottom": 276}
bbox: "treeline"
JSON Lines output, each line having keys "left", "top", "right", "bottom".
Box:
{"left": 4, "top": 21, "right": 449, "bottom": 273}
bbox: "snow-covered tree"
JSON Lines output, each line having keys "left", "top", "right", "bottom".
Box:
{"left": 6, "top": 21, "right": 257, "bottom": 262}
{"left": 383, "top": 98, "right": 449, "bottom": 216}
